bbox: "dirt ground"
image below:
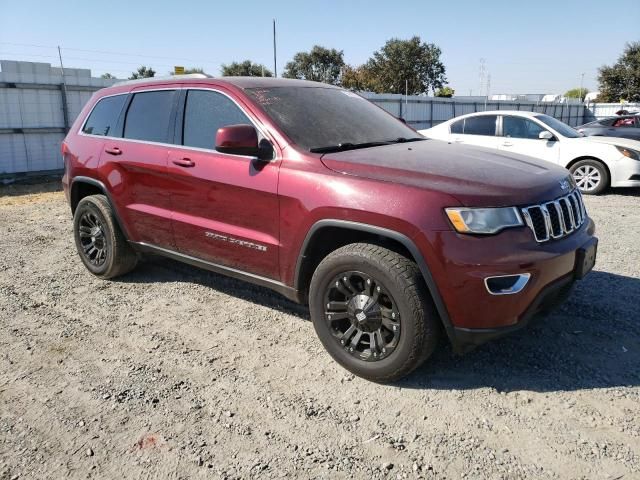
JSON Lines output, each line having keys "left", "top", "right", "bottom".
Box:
{"left": 0, "top": 183, "right": 639, "bottom": 480}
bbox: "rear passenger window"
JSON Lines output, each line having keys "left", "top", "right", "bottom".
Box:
{"left": 123, "top": 90, "right": 177, "bottom": 143}
{"left": 463, "top": 115, "right": 497, "bottom": 136}
{"left": 450, "top": 119, "right": 463, "bottom": 134}
{"left": 82, "top": 94, "right": 126, "bottom": 136}
{"left": 182, "top": 90, "right": 251, "bottom": 150}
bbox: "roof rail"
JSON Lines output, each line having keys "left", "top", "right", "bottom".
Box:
{"left": 115, "top": 73, "right": 212, "bottom": 86}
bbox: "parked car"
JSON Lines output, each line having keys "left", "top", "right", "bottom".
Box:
{"left": 576, "top": 115, "right": 640, "bottom": 141}
{"left": 419, "top": 111, "right": 640, "bottom": 194}
{"left": 62, "top": 76, "right": 597, "bottom": 382}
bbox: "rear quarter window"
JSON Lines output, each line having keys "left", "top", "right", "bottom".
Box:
{"left": 82, "top": 94, "right": 127, "bottom": 137}
{"left": 450, "top": 119, "right": 463, "bottom": 134}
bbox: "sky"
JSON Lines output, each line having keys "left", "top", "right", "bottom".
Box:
{"left": 1, "top": 0, "right": 639, "bottom": 95}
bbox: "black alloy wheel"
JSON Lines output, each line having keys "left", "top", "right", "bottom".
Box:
{"left": 324, "top": 271, "right": 401, "bottom": 362}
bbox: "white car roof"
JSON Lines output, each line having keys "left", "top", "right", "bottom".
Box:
{"left": 446, "top": 110, "right": 542, "bottom": 121}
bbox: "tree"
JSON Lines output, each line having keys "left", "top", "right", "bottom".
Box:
{"left": 166, "top": 67, "right": 209, "bottom": 75}
{"left": 564, "top": 87, "right": 589, "bottom": 101}
{"left": 129, "top": 66, "right": 156, "bottom": 80}
{"left": 435, "top": 86, "right": 455, "bottom": 98}
{"left": 341, "top": 64, "right": 380, "bottom": 92}
{"left": 283, "top": 46, "right": 345, "bottom": 85}
{"left": 364, "top": 36, "right": 447, "bottom": 95}
{"left": 597, "top": 42, "right": 640, "bottom": 102}
{"left": 101, "top": 73, "right": 116, "bottom": 79}
{"left": 221, "top": 60, "right": 272, "bottom": 77}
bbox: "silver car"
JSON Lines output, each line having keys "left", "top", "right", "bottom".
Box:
{"left": 576, "top": 115, "right": 640, "bottom": 141}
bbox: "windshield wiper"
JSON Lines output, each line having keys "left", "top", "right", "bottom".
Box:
{"left": 309, "top": 137, "right": 425, "bottom": 154}
{"left": 309, "top": 141, "right": 391, "bottom": 153}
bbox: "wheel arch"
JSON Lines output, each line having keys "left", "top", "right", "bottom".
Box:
{"left": 70, "top": 176, "right": 131, "bottom": 240}
{"left": 294, "top": 220, "right": 456, "bottom": 342}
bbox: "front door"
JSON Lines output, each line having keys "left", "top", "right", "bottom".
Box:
{"left": 498, "top": 115, "right": 560, "bottom": 164}
{"left": 167, "top": 88, "right": 280, "bottom": 279}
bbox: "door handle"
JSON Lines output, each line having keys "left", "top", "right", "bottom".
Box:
{"left": 104, "top": 147, "right": 122, "bottom": 155}
{"left": 172, "top": 158, "right": 195, "bottom": 168}
{"left": 502, "top": 142, "right": 513, "bottom": 147}
{"left": 453, "top": 138, "right": 463, "bottom": 143}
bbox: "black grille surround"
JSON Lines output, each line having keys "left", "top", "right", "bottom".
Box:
{"left": 521, "top": 190, "right": 587, "bottom": 242}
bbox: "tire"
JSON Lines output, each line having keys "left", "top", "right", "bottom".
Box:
{"left": 73, "top": 194, "right": 138, "bottom": 279}
{"left": 309, "top": 243, "right": 440, "bottom": 383}
{"left": 570, "top": 159, "right": 609, "bottom": 195}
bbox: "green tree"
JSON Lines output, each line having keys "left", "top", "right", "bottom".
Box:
{"left": 597, "top": 42, "right": 640, "bottom": 102}
{"left": 364, "top": 36, "right": 447, "bottom": 95}
{"left": 100, "top": 73, "right": 116, "bottom": 79}
{"left": 129, "top": 66, "right": 156, "bottom": 80}
{"left": 435, "top": 86, "right": 455, "bottom": 98}
{"left": 167, "top": 67, "right": 209, "bottom": 75}
{"left": 341, "top": 64, "right": 380, "bottom": 91}
{"left": 564, "top": 87, "right": 589, "bottom": 101}
{"left": 221, "top": 60, "right": 272, "bottom": 77}
{"left": 283, "top": 46, "right": 345, "bottom": 85}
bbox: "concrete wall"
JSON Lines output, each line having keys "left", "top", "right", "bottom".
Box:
{"left": 0, "top": 60, "right": 117, "bottom": 175}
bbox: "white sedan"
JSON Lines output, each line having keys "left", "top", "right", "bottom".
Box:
{"left": 419, "top": 111, "right": 640, "bottom": 194}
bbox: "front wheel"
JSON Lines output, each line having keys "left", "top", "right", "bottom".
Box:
{"left": 570, "top": 159, "right": 609, "bottom": 195}
{"left": 309, "top": 243, "right": 440, "bottom": 383}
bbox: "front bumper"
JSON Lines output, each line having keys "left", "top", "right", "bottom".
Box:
{"left": 611, "top": 156, "right": 640, "bottom": 187}
{"left": 452, "top": 273, "right": 575, "bottom": 353}
{"left": 415, "top": 217, "right": 597, "bottom": 352}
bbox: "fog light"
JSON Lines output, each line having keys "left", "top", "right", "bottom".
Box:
{"left": 484, "top": 273, "right": 531, "bottom": 295}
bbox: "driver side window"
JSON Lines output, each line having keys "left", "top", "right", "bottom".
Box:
{"left": 503, "top": 116, "right": 546, "bottom": 139}
{"left": 182, "top": 90, "right": 252, "bottom": 150}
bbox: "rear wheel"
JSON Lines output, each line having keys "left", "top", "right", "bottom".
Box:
{"left": 309, "top": 243, "right": 440, "bottom": 383}
{"left": 570, "top": 159, "right": 609, "bottom": 195}
{"left": 73, "top": 194, "right": 138, "bottom": 279}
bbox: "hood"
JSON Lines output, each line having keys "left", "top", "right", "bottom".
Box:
{"left": 320, "top": 140, "right": 572, "bottom": 207}
{"left": 582, "top": 135, "right": 640, "bottom": 150}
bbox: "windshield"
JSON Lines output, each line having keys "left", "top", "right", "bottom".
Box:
{"left": 534, "top": 114, "right": 581, "bottom": 138}
{"left": 245, "top": 86, "right": 421, "bottom": 151}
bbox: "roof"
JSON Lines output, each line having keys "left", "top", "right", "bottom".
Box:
{"left": 115, "top": 74, "right": 338, "bottom": 90}
{"left": 462, "top": 110, "right": 542, "bottom": 117}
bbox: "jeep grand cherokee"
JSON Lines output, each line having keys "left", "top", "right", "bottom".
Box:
{"left": 61, "top": 75, "right": 597, "bottom": 382}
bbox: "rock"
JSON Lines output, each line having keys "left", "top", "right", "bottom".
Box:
{"left": 382, "top": 462, "right": 394, "bottom": 470}
{"left": 85, "top": 448, "right": 93, "bottom": 457}
{"left": 349, "top": 415, "right": 360, "bottom": 422}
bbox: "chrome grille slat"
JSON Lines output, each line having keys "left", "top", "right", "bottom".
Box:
{"left": 521, "top": 189, "right": 587, "bottom": 243}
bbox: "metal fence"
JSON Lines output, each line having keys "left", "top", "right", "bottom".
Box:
{"left": 362, "top": 92, "right": 586, "bottom": 130}
{"left": 583, "top": 102, "right": 640, "bottom": 122}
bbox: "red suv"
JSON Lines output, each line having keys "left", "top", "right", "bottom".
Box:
{"left": 62, "top": 75, "right": 597, "bottom": 382}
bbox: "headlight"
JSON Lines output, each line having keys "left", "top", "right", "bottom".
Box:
{"left": 616, "top": 145, "right": 640, "bottom": 160}
{"left": 445, "top": 207, "right": 523, "bottom": 234}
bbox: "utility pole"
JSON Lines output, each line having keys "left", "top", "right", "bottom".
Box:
{"left": 273, "top": 19, "right": 277, "bottom": 77}
{"left": 57, "top": 46, "right": 70, "bottom": 132}
{"left": 580, "top": 72, "right": 585, "bottom": 102}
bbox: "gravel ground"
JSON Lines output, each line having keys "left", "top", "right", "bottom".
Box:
{"left": 0, "top": 183, "right": 639, "bottom": 480}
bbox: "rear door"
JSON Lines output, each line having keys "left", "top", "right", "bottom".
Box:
{"left": 450, "top": 115, "right": 500, "bottom": 149}
{"left": 166, "top": 87, "right": 280, "bottom": 279}
{"left": 497, "top": 115, "right": 560, "bottom": 163}
{"left": 100, "top": 87, "right": 179, "bottom": 248}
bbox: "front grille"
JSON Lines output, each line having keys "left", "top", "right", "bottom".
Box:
{"left": 521, "top": 190, "right": 587, "bottom": 242}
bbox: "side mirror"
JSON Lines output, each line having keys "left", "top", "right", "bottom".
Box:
{"left": 216, "top": 124, "right": 267, "bottom": 158}
{"left": 539, "top": 130, "right": 555, "bottom": 141}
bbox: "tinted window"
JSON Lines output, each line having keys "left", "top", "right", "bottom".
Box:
{"left": 450, "top": 119, "right": 463, "bottom": 134}
{"left": 503, "top": 116, "right": 546, "bottom": 139}
{"left": 245, "top": 87, "right": 419, "bottom": 151}
{"left": 123, "top": 90, "right": 177, "bottom": 142}
{"left": 463, "top": 115, "right": 497, "bottom": 136}
{"left": 183, "top": 90, "right": 251, "bottom": 149}
{"left": 82, "top": 95, "right": 126, "bottom": 136}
